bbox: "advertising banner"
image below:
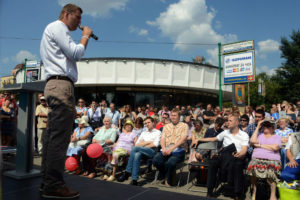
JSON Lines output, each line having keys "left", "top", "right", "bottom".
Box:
{"left": 224, "top": 51, "right": 255, "bottom": 84}
{"left": 233, "top": 84, "right": 246, "bottom": 106}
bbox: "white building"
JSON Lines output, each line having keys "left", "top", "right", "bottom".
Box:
{"left": 15, "top": 57, "right": 232, "bottom": 107}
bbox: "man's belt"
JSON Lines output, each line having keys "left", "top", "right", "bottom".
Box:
{"left": 47, "top": 75, "right": 73, "bottom": 84}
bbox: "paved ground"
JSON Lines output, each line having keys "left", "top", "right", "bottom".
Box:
{"left": 29, "top": 155, "right": 252, "bottom": 199}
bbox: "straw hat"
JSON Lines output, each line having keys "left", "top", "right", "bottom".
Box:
{"left": 77, "top": 115, "right": 90, "bottom": 127}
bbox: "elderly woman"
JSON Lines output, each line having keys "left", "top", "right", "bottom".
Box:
{"left": 247, "top": 120, "right": 282, "bottom": 200}
{"left": 106, "top": 120, "right": 138, "bottom": 181}
{"left": 81, "top": 117, "right": 117, "bottom": 178}
{"left": 275, "top": 117, "right": 293, "bottom": 167}
{"left": 66, "top": 116, "right": 93, "bottom": 173}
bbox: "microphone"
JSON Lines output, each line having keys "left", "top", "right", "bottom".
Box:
{"left": 78, "top": 25, "right": 98, "bottom": 40}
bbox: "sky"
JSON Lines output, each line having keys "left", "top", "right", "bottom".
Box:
{"left": 1, "top": 0, "right": 300, "bottom": 78}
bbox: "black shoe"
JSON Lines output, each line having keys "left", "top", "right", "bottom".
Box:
{"left": 130, "top": 180, "right": 138, "bottom": 186}
{"left": 117, "top": 171, "right": 130, "bottom": 182}
{"left": 144, "top": 167, "right": 152, "bottom": 174}
{"left": 39, "top": 183, "right": 44, "bottom": 192}
{"left": 42, "top": 185, "right": 80, "bottom": 199}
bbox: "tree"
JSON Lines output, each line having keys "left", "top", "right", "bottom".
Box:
{"left": 273, "top": 30, "right": 300, "bottom": 103}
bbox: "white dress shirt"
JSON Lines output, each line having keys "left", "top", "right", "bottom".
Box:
{"left": 217, "top": 129, "right": 249, "bottom": 152}
{"left": 40, "top": 20, "right": 85, "bottom": 83}
{"left": 136, "top": 128, "right": 161, "bottom": 147}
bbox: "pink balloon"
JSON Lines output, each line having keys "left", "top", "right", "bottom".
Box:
{"left": 87, "top": 143, "right": 103, "bottom": 158}
{"left": 65, "top": 156, "right": 78, "bottom": 171}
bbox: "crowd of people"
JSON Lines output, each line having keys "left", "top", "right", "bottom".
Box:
{"left": 1, "top": 91, "right": 300, "bottom": 199}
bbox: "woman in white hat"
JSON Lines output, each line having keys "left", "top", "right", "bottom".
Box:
{"left": 66, "top": 116, "right": 93, "bottom": 174}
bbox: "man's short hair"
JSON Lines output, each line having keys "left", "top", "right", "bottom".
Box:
{"left": 215, "top": 117, "right": 225, "bottom": 126}
{"left": 59, "top": 4, "right": 82, "bottom": 20}
{"left": 162, "top": 112, "right": 169, "bottom": 118}
{"left": 171, "top": 108, "right": 180, "bottom": 116}
{"left": 240, "top": 114, "right": 249, "bottom": 122}
{"left": 255, "top": 109, "right": 265, "bottom": 118}
{"left": 144, "top": 116, "right": 154, "bottom": 123}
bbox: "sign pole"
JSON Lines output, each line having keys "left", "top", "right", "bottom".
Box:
{"left": 218, "top": 43, "right": 222, "bottom": 110}
{"left": 24, "top": 59, "right": 27, "bottom": 83}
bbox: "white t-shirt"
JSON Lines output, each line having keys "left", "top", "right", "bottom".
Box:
{"left": 217, "top": 129, "right": 249, "bottom": 152}
{"left": 136, "top": 128, "right": 161, "bottom": 147}
{"left": 285, "top": 136, "right": 300, "bottom": 160}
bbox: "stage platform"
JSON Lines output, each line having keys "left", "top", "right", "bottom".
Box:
{"left": 1, "top": 154, "right": 254, "bottom": 200}
{"left": 2, "top": 173, "right": 214, "bottom": 200}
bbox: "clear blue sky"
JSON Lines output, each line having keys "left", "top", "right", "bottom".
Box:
{"left": 1, "top": 0, "right": 299, "bottom": 77}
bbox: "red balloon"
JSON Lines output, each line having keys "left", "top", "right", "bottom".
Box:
{"left": 87, "top": 143, "right": 103, "bottom": 158}
{"left": 65, "top": 156, "right": 78, "bottom": 171}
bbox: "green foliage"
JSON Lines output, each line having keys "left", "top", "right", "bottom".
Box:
{"left": 244, "top": 30, "right": 300, "bottom": 110}
{"left": 272, "top": 30, "right": 300, "bottom": 103}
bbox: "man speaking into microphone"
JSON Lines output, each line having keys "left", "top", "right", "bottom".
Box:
{"left": 40, "top": 4, "right": 92, "bottom": 199}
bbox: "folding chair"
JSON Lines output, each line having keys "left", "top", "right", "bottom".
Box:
{"left": 186, "top": 142, "right": 217, "bottom": 192}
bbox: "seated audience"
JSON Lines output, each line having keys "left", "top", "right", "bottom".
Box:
{"left": 132, "top": 117, "right": 145, "bottom": 137}
{"left": 107, "top": 120, "right": 138, "bottom": 181}
{"left": 247, "top": 120, "right": 281, "bottom": 200}
{"left": 239, "top": 114, "right": 249, "bottom": 132}
{"left": 275, "top": 117, "right": 293, "bottom": 167}
{"left": 198, "top": 115, "right": 249, "bottom": 200}
{"left": 66, "top": 116, "right": 93, "bottom": 173}
{"left": 281, "top": 131, "right": 300, "bottom": 182}
{"left": 81, "top": 117, "right": 117, "bottom": 178}
{"left": 118, "top": 117, "right": 161, "bottom": 185}
{"left": 156, "top": 112, "right": 169, "bottom": 131}
{"left": 152, "top": 109, "right": 188, "bottom": 186}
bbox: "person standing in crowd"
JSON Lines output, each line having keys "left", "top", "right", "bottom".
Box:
{"left": 203, "top": 104, "right": 215, "bottom": 126}
{"left": 40, "top": 3, "right": 92, "bottom": 198}
{"left": 105, "top": 103, "right": 121, "bottom": 129}
{"left": 0, "top": 97, "right": 15, "bottom": 146}
{"left": 100, "top": 100, "right": 110, "bottom": 117}
{"left": 75, "top": 98, "right": 88, "bottom": 128}
{"left": 244, "top": 106, "right": 255, "bottom": 124}
{"left": 152, "top": 109, "right": 188, "bottom": 186}
{"left": 247, "top": 120, "right": 281, "bottom": 200}
{"left": 88, "top": 101, "right": 101, "bottom": 130}
{"left": 137, "top": 106, "right": 147, "bottom": 120}
{"left": 35, "top": 96, "right": 48, "bottom": 155}
{"left": 120, "top": 105, "right": 136, "bottom": 129}
{"left": 118, "top": 117, "right": 161, "bottom": 185}
{"left": 198, "top": 115, "right": 249, "bottom": 200}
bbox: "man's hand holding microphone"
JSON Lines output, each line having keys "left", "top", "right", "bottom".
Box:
{"left": 79, "top": 26, "right": 93, "bottom": 48}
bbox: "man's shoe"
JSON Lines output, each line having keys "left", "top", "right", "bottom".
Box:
{"left": 117, "top": 171, "right": 130, "bottom": 182}
{"left": 42, "top": 185, "right": 80, "bottom": 199}
{"left": 39, "top": 183, "right": 44, "bottom": 192}
{"left": 130, "top": 180, "right": 138, "bottom": 186}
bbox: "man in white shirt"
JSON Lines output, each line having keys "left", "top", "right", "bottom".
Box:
{"left": 40, "top": 4, "right": 92, "bottom": 199}
{"left": 281, "top": 132, "right": 300, "bottom": 182}
{"left": 105, "top": 103, "right": 120, "bottom": 128}
{"left": 118, "top": 117, "right": 161, "bottom": 185}
{"left": 199, "top": 115, "right": 249, "bottom": 200}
